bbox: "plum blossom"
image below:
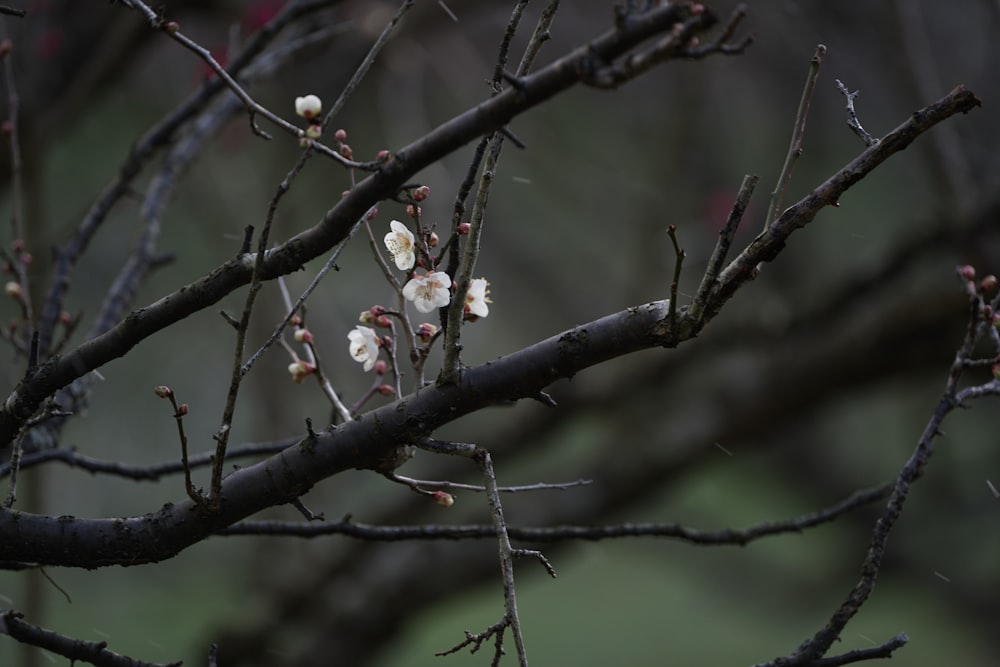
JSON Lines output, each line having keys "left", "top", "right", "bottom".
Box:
{"left": 347, "top": 326, "right": 380, "bottom": 371}
{"left": 294, "top": 95, "right": 322, "bottom": 120}
{"left": 384, "top": 220, "right": 416, "bottom": 270}
{"left": 402, "top": 271, "right": 451, "bottom": 313}
{"left": 464, "top": 278, "right": 491, "bottom": 319}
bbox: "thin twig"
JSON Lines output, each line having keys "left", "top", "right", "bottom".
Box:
{"left": 688, "top": 173, "right": 757, "bottom": 328}
{"left": 835, "top": 79, "right": 878, "bottom": 146}
{"left": 666, "top": 224, "right": 685, "bottom": 339}
{"left": 764, "top": 44, "right": 826, "bottom": 231}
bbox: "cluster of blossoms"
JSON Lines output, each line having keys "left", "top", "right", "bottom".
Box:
{"left": 342, "top": 218, "right": 492, "bottom": 372}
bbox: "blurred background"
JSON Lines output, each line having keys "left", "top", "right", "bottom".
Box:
{"left": 0, "top": 0, "right": 998, "bottom": 665}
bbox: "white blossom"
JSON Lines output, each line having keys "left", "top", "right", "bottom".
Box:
{"left": 384, "top": 220, "right": 416, "bottom": 270}
{"left": 402, "top": 271, "right": 452, "bottom": 314}
{"left": 347, "top": 326, "right": 380, "bottom": 371}
{"left": 465, "top": 278, "right": 491, "bottom": 319}
{"left": 294, "top": 95, "right": 322, "bottom": 120}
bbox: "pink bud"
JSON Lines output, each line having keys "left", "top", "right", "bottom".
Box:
{"left": 981, "top": 275, "right": 997, "bottom": 293}
{"left": 959, "top": 265, "right": 976, "bottom": 281}
{"left": 369, "top": 305, "right": 387, "bottom": 317}
{"left": 413, "top": 185, "right": 430, "bottom": 202}
{"left": 416, "top": 322, "right": 438, "bottom": 343}
{"left": 376, "top": 149, "right": 390, "bottom": 162}
{"left": 334, "top": 128, "right": 347, "bottom": 143}
{"left": 406, "top": 204, "right": 420, "bottom": 219}
{"left": 456, "top": 222, "right": 471, "bottom": 235}
{"left": 373, "top": 360, "right": 388, "bottom": 375}
{"left": 176, "top": 403, "right": 190, "bottom": 416}
{"left": 374, "top": 314, "right": 392, "bottom": 328}
{"left": 294, "top": 328, "right": 314, "bottom": 344}
{"left": 164, "top": 21, "right": 180, "bottom": 34}
{"left": 288, "top": 360, "right": 316, "bottom": 383}
{"left": 154, "top": 385, "right": 173, "bottom": 398}
{"left": 377, "top": 384, "right": 396, "bottom": 397}
{"left": 359, "top": 310, "right": 375, "bottom": 325}
{"left": 305, "top": 124, "right": 322, "bottom": 140}
{"left": 338, "top": 144, "right": 353, "bottom": 159}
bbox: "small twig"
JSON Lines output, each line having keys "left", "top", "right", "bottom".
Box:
{"left": 0, "top": 6, "right": 25, "bottom": 18}
{"left": 241, "top": 212, "right": 367, "bottom": 393}
{"left": 0, "top": 436, "right": 302, "bottom": 481}
{"left": 476, "top": 448, "right": 528, "bottom": 666}
{"left": 809, "top": 633, "right": 908, "bottom": 667}
{"left": 666, "top": 224, "right": 685, "bottom": 339}
{"left": 765, "top": 44, "right": 826, "bottom": 231}
{"left": 512, "top": 547, "right": 556, "bottom": 578}
{"left": 290, "top": 497, "right": 324, "bottom": 522}
{"left": 835, "top": 79, "right": 878, "bottom": 147}
{"left": 688, "top": 174, "right": 757, "bottom": 328}
{"left": 386, "top": 474, "right": 592, "bottom": 494}
{"left": 435, "top": 620, "right": 507, "bottom": 658}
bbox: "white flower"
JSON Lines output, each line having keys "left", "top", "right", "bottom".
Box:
{"left": 347, "top": 326, "right": 380, "bottom": 371}
{"left": 402, "top": 271, "right": 452, "bottom": 314}
{"left": 295, "top": 95, "right": 322, "bottom": 120}
{"left": 384, "top": 220, "right": 416, "bottom": 270}
{"left": 464, "top": 278, "right": 491, "bottom": 319}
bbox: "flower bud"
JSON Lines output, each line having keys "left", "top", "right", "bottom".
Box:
{"left": 406, "top": 204, "right": 420, "bottom": 219}
{"left": 374, "top": 314, "right": 392, "bottom": 329}
{"left": 305, "top": 124, "right": 322, "bottom": 140}
{"left": 981, "top": 275, "right": 997, "bottom": 293}
{"left": 376, "top": 149, "right": 390, "bottom": 162}
{"left": 959, "top": 265, "right": 976, "bottom": 281}
{"left": 4, "top": 281, "right": 21, "bottom": 299}
{"left": 373, "top": 360, "right": 388, "bottom": 375}
{"left": 377, "top": 384, "right": 396, "bottom": 397}
{"left": 288, "top": 360, "right": 316, "bottom": 383}
{"left": 176, "top": 403, "right": 189, "bottom": 416}
{"left": 334, "top": 128, "right": 347, "bottom": 143}
{"left": 369, "top": 305, "right": 387, "bottom": 317}
{"left": 456, "top": 222, "right": 471, "bottom": 235}
{"left": 154, "top": 385, "right": 173, "bottom": 398}
{"left": 294, "top": 95, "right": 322, "bottom": 121}
{"left": 294, "top": 328, "right": 314, "bottom": 344}
{"left": 164, "top": 21, "right": 180, "bottom": 34}
{"left": 416, "top": 322, "right": 438, "bottom": 343}
{"left": 338, "top": 143, "right": 353, "bottom": 159}
{"left": 432, "top": 491, "right": 454, "bottom": 507}
{"left": 359, "top": 310, "right": 375, "bottom": 325}
{"left": 413, "top": 185, "right": 430, "bottom": 202}
{"left": 427, "top": 231, "right": 439, "bottom": 248}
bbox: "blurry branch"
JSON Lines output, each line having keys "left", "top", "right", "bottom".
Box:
{"left": 760, "top": 273, "right": 1000, "bottom": 666}
{"left": 0, "top": 1, "right": 746, "bottom": 448}
{"left": 0, "top": 7, "right": 25, "bottom": 18}
{"left": 0, "top": 82, "right": 980, "bottom": 567}
{"left": 764, "top": 44, "right": 825, "bottom": 231}
{"left": 0, "top": 437, "right": 300, "bottom": 481}
{"left": 35, "top": 0, "right": 342, "bottom": 361}
{"left": 219, "top": 481, "right": 891, "bottom": 543}
{"left": 0, "top": 609, "right": 181, "bottom": 667}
